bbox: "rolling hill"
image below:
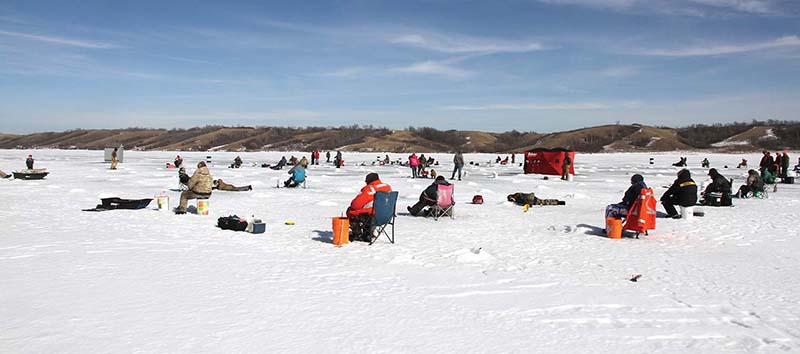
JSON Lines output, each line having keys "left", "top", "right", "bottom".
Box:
{"left": 1, "top": 121, "right": 798, "bottom": 153}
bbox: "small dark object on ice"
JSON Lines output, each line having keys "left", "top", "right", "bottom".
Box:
{"left": 630, "top": 274, "right": 642, "bottom": 282}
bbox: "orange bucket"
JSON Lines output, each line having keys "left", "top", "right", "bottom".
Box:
{"left": 606, "top": 217, "right": 623, "bottom": 239}
{"left": 332, "top": 217, "right": 350, "bottom": 246}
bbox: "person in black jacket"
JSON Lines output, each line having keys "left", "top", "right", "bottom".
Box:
{"left": 407, "top": 176, "right": 451, "bottom": 216}
{"left": 178, "top": 167, "right": 190, "bottom": 190}
{"left": 759, "top": 151, "right": 774, "bottom": 178}
{"left": 26, "top": 155, "right": 34, "bottom": 169}
{"left": 702, "top": 168, "right": 732, "bottom": 206}
{"left": 660, "top": 169, "right": 697, "bottom": 218}
{"left": 605, "top": 174, "right": 647, "bottom": 218}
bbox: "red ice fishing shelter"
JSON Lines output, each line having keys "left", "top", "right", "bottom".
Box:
{"left": 524, "top": 148, "right": 575, "bottom": 175}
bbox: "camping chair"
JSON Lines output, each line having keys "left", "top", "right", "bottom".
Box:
{"left": 428, "top": 184, "right": 455, "bottom": 220}
{"left": 370, "top": 191, "right": 398, "bottom": 245}
{"left": 622, "top": 188, "right": 656, "bottom": 238}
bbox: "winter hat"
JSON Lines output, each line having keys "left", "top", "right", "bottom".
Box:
{"left": 435, "top": 175, "right": 445, "bottom": 182}
{"left": 678, "top": 169, "right": 691, "bottom": 178}
{"left": 708, "top": 168, "right": 718, "bottom": 177}
{"left": 197, "top": 161, "right": 207, "bottom": 168}
{"left": 27, "top": 154, "right": 32, "bottom": 158}
{"left": 365, "top": 172, "right": 379, "bottom": 184}
{"left": 630, "top": 174, "right": 644, "bottom": 184}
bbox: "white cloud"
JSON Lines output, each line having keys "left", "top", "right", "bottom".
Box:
{"left": 598, "top": 66, "right": 639, "bottom": 77}
{"left": 392, "top": 61, "right": 473, "bottom": 79}
{"left": 635, "top": 35, "right": 800, "bottom": 56}
{"left": 536, "top": 0, "right": 787, "bottom": 16}
{"left": 441, "top": 102, "right": 613, "bottom": 111}
{"left": 389, "top": 32, "right": 545, "bottom": 54}
{"left": 321, "top": 66, "right": 373, "bottom": 78}
{"left": 0, "top": 30, "right": 119, "bottom": 49}
{"left": 687, "top": 0, "right": 774, "bottom": 14}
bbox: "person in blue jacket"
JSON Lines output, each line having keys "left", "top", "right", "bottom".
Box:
{"left": 284, "top": 164, "right": 306, "bottom": 188}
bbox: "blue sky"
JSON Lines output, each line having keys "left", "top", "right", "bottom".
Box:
{"left": 1, "top": 0, "right": 799, "bottom": 133}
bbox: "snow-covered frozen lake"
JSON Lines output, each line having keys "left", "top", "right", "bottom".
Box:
{"left": 2, "top": 149, "right": 799, "bottom": 354}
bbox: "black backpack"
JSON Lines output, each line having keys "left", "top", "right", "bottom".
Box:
{"left": 217, "top": 215, "right": 248, "bottom": 231}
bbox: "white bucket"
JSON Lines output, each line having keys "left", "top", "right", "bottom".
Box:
{"left": 680, "top": 206, "right": 694, "bottom": 220}
{"left": 156, "top": 196, "right": 169, "bottom": 211}
{"left": 567, "top": 174, "right": 574, "bottom": 182}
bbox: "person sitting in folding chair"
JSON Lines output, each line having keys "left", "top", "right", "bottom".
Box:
{"left": 346, "top": 172, "right": 392, "bottom": 242}
{"left": 605, "top": 174, "right": 647, "bottom": 219}
{"left": 178, "top": 167, "right": 190, "bottom": 191}
{"left": 734, "top": 170, "right": 764, "bottom": 198}
{"left": 407, "top": 176, "right": 451, "bottom": 216}
{"left": 284, "top": 164, "right": 306, "bottom": 188}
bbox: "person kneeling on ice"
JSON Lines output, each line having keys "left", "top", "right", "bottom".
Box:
{"left": 175, "top": 162, "right": 213, "bottom": 214}
{"left": 700, "top": 168, "right": 732, "bottom": 206}
{"left": 213, "top": 179, "right": 252, "bottom": 191}
{"left": 734, "top": 170, "right": 764, "bottom": 198}
{"left": 407, "top": 176, "right": 451, "bottom": 216}
{"left": 346, "top": 172, "right": 392, "bottom": 242}
{"left": 506, "top": 192, "right": 565, "bottom": 207}
{"left": 605, "top": 174, "right": 647, "bottom": 218}
{"left": 284, "top": 164, "right": 306, "bottom": 188}
{"left": 660, "top": 169, "right": 697, "bottom": 218}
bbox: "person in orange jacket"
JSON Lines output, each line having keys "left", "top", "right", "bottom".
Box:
{"left": 347, "top": 172, "right": 392, "bottom": 242}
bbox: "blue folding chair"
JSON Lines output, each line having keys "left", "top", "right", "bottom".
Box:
{"left": 370, "top": 191, "right": 398, "bottom": 245}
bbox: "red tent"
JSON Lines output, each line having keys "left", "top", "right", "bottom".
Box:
{"left": 524, "top": 148, "right": 575, "bottom": 175}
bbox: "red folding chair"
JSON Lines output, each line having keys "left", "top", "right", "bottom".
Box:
{"left": 623, "top": 187, "right": 656, "bottom": 238}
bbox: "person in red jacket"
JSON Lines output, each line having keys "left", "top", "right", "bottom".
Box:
{"left": 347, "top": 172, "right": 392, "bottom": 242}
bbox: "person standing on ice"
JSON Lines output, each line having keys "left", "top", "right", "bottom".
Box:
{"left": 759, "top": 151, "right": 773, "bottom": 178}
{"left": 561, "top": 151, "right": 572, "bottom": 181}
{"left": 780, "top": 151, "right": 790, "bottom": 179}
{"left": 660, "top": 169, "right": 697, "bottom": 218}
{"left": 409, "top": 153, "right": 420, "bottom": 178}
{"left": 326, "top": 151, "right": 331, "bottom": 163}
{"left": 25, "top": 155, "right": 34, "bottom": 170}
{"left": 451, "top": 151, "right": 464, "bottom": 180}
{"left": 346, "top": 172, "right": 392, "bottom": 242}
{"left": 174, "top": 155, "right": 183, "bottom": 168}
{"left": 175, "top": 162, "right": 213, "bottom": 214}
{"left": 110, "top": 148, "right": 119, "bottom": 170}
{"left": 605, "top": 174, "right": 647, "bottom": 219}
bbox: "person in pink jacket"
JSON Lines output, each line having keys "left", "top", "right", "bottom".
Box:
{"left": 409, "top": 153, "right": 420, "bottom": 178}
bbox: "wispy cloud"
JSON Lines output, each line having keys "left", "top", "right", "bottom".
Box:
{"left": 389, "top": 32, "right": 545, "bottom": 54}
{"left": 0, "top": 29, "right": 119, "bottom": 49}
{"left": 392, "top": 61, "right": 473, "bottom": 79}
{"left": 634, "top": 35, "right": 800, "bottom": 56}
{"left": 597, "top": 66, "right": 640, "bottom": 77}
{"left": 441, "top": 102, "right": 615, "bottom": 111}
{"left": 537, "top": 0, "right": 788, "bottom": 16}
{"left": 321, "top": 66, "right": 373, "bottom": 78}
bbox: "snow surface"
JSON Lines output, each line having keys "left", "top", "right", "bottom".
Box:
{"left": 2, "top": 150, "right": 800, "bottom": 354}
